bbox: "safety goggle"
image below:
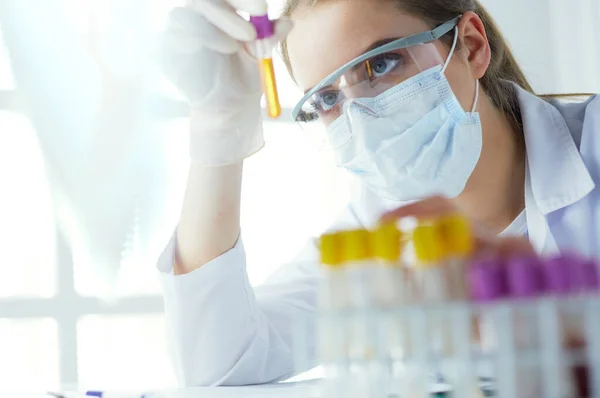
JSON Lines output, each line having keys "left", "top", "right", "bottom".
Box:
{"left": 291, "top": 16, "right": 461, "bottom": 126}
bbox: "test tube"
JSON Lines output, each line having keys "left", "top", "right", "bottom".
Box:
{"left": 582, "top": 259, "right": 600, "bottom": 398}
{"left": 437, "top": 214, "right": 474, "bottom": 301}
{"left": 338, "top": 229, "right": 375, "bottom": 397}
{"left": 317, "top": 232, "right": 350, "bottom": 397}
{"left": 543, "top": 255, "right": 600, "bottom": 397}
{"left": 370, "top": 223, "right": 404, "bottom": 306}
{"left": 436, "top": 215, "right": 475, "bottom": 397}
{"left": 370, "top": 223, "right": 406, "bottom": 397}
{"left": 468, "top": 257, "right": 510, "bottom": 398}
{"left": 574, "top": 258, "right": 600, "bottom": 397}
{"left": 410, "top": 223, "right": 447, "bottom": 398}
{"left": 249, "top": 15, "right": 281, "bottom": 118}
{"left": 505, "top": 256, "right": 545, "bottom": 397}
{"left": 539, "top": 255, "right": 580, "bottom": 398}
{"left": 413, "top": 224, "right": 447, "bottom": 303}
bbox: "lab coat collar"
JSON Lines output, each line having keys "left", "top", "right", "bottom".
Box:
{"left": 513, "top": 83, "right": 595, "bottom": 214}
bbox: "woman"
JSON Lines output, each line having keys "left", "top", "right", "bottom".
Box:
{"left": 158, "top": 0, "right": 600, "bottom": 387}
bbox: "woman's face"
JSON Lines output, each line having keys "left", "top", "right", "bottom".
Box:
{"left": 286, "top": 0, "right": 479, "bottom": 117}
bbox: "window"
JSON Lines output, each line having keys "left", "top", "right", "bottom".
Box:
{"left": 77, "top": 315, "right": 171, "bottom": 390}
{"left": 0, "top": 319, "right": 59, "bottom": 390}
{"left": 0, "top": 111, "right": 56, "bottom": 299}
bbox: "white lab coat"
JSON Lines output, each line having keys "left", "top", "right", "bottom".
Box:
{"left": 158, "top": 84, "right": 600, "bottom": 387}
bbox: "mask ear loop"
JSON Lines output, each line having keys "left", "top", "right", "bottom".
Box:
{"left": 442, "top": 27, "right": 480, "bottom": 114}
{"left": 471, "top": 80, "right": 480, "bottom": 114}
{"left": 441, "top": 28, "right": 459, "bottom": 73}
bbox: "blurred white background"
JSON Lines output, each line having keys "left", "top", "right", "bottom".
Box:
{"left": 0, "top": 0, "right": 598, "bottom": 393}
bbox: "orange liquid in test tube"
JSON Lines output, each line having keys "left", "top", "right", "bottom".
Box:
{"left": 259, "top": 58, "right": 281, "bottom": 118}
{"left": 250, "top": 13, "right": 281, "bottom": 119}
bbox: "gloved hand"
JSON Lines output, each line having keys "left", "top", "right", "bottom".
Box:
{"left": 160, "top": 0, "right": 293, "bottom": 166}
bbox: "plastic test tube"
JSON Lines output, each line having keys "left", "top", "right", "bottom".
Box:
{"left": 468, "top": 257, "right": 512, "bottom": 398}
{"left": 437, "top": 214, "right": 474, "bottom": 301}
{"left": 543, "top": 255, "right": 600, "bottom": 398}
{"left": 413, "top": 223, "right": 447, "bottom": 304}
{"left": 505, "top": 256, "right": 545, "bottom": 398}
{"left": 338, "top": 229, "right": 375, "bottom": 397}
{"left": 408, "top": 223, "right": 448, "bottom": 398}
{"left": 552, "top": 255, "right": 599, "bottom": 345}
{"left": 249, "top": 15, "right": 281, "bottom": 118}
{"left": 317, "top": 232, "right": 350, "bottom": 398}
{"left": 370, "top": 223, "right": 406, "bottom": 397}
{"left": 435, "top": 215, "right": 476, "bottom": 397}
{"left": 570, "top": 257, "right": 600, "bottom": 397}
{"left": 370, "top": 223, "right": 404, "bottom": 308}
{"left": 577, "top": 259, "right": 600, "bottom": 397}
{"left": 573, "top": 258, "right": 600, "bottom": 397}
{"left": 537, "top": 255, "right": 576, "bottom": 398}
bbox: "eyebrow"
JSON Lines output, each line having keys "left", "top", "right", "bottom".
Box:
{"left": 303, "top": 37, "right": 404, "bottom": 95}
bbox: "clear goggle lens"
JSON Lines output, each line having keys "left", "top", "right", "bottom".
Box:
{"left": 295, "top": 41, "right": 445, "bottom": 150}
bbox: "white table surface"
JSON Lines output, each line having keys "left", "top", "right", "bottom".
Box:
{"left": 8, "top": 381, "right": 319, "bottom": 398}
{"left": 150, "top": 381, "right": 318, "bottom": 398}
{"left": 13, "top": 378, "right": 462, "bottom": 398}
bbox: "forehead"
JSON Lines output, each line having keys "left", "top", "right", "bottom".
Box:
{"left": 286, "top": 1, "right": 431, "bottom": 91}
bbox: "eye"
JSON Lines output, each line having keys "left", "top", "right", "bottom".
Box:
{"left": 313, "top": 90, "right": 344, "bottom": 112}
{"left": 367, "top": 53, "right": 403, "bottom": 79}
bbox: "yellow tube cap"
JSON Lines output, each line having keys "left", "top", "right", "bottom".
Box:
{"left": 413, "top": 223, "right": 444, "bottom": 265}
{"left": 319, "top": 232, "right": 342, "bottom": 267}
{"left": 372, "top": 223, "right": 402, "bottom": 263}
{"left": 438, "top": 214, "right": 474, "bottom": 257}
{"left": 339, "top": 229, "right": 371, "bottom": 262}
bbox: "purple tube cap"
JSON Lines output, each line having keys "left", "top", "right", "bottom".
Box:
{"left": 581, "top": 260, "right": 600, "bottom": 291}
{"left": 468, "top": 257, "right": 507, "bottom": 303}
{"left": 506, "top": 256, "right": 543, "bottom": 298}
{"left": 567, "top": 254, "right": 600, "bottom": 293}
{"left": 250, "top": 15, "right": 275, "bottom": 39}
{"left": 543, "top": 255, "right": 573, "bottom": 295}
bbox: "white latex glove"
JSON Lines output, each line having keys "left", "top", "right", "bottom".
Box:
{"left": 160, "top": 0, "right": 293, "bottom": 166}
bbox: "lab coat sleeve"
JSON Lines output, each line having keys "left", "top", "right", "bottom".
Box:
{"left": 157, "top": 203, "right": 362, "bottom": 387}
{"left": 157, "top": 231, "right": 322, "bottom": 387}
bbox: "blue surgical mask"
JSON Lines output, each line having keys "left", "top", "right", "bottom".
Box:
{"left": 328, "top": 31, "right": 482, "bottom": 202}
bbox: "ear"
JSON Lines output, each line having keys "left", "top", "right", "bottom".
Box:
{"left": 457, "top": 11, "right": 491, "bottom": 80}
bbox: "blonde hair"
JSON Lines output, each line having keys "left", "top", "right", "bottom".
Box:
{"left": 280, "top": 0, "right": 535, "bottom": 130}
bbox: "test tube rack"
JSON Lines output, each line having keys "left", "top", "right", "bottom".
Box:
{"left": 292, "top": 219, "right": 600, "bottom": 398}
{"left": 303, "top": 294, "right": 600, "bottom": 398}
